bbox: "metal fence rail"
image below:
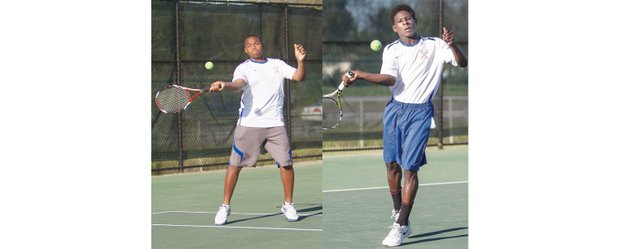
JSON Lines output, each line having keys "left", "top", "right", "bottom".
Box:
{"left": 323, "top": 95, "right": 468, "bottom": 151}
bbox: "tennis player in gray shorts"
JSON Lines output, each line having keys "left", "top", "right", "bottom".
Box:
{"left": 207, "top": 34, "right": 307, "bottom": 225}
{"left": 229, "top": 126, "right": 292, "bottom": 167}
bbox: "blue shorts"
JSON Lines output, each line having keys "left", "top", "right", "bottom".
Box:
{"left": 383, "top": 99, "right": 434, "bottom": 171}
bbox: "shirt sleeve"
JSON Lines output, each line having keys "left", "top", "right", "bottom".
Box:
{"left": 380, "top": 45, "right": 398, "bottom": 77}
{"left": 437, "top": 39, "right": 458, "bottom": 66}
{"left": 232, "top": 63, "right": 247, "bottom": 83}
{"left": 274, "top": 59, "right": 297, "bottom": 80}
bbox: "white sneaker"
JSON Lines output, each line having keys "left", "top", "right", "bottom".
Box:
{"left": 214, "top": 204, "right": 230, "bottom": 225}
{"left": 391, "top": 209, "right": 400, "bottom": 222}
{"left": 280, "top": 202, "right": 299, "bottom": 222}
{"left": 381, "top": 223, "right": 412, "bottom": 247}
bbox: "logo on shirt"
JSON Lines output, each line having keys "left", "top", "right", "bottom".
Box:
{"left": 418, "top": 45, "right": 430, "bottom": 60}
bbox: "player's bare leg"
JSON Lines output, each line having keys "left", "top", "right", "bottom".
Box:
{"left": 279, "top": 165, "right": 298, "bottom": 221}
{"left": 382, "top": 163, "right": 414, "bottom": 246}
{"left": 386, "top": 161, "right": 403, "bottom": 219}
{"left": 215, "top": 166, "right": 242, "bottom": 225}
{"left": 397, "top": 170, "right": 418, "bottom": 226}
{"left": 280, "top": 165, "right": 295, "bottom": 203}
{"left": 223, "top": 166, "right": 243, "bottom": 205}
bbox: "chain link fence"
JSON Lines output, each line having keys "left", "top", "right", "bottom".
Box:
{"left": 152, "top": 0, "right": 468, "bottom": 172}
{"left": 152, "top": 0, "right": 323, "bottom": 174}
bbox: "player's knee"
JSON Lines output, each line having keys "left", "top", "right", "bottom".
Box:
{"left": 281, "top": 165, "right": 294, "bottom": 170}
{"left": 385, "top": 161, "right": 401, "bottom": 171}
{"left": 228, "top": 165, "right": 243, "bottom": 173}
{"left": 403, "top": 170, "right": 418, "bottom": 179}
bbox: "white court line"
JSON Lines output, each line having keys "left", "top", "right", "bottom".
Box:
{"left": 322, "top": 180, "right": 468, "bottom": 193}
{"left": 152, "top": 223, "right": 322, "bottom": 232}
{"left": 152, "top": 211, "right": 322, "bottom": 216}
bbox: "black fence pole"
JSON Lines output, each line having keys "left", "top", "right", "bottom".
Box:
{"left": 175, "top": 0, "right": 185, "bottom": 171}
{"left": 437, "top": 0, "right": 444, "bottom": 150}
{"left": 283, "top": 5, "right": 293, "bottom": 145}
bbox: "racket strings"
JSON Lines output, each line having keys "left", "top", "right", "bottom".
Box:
{"left": 322, "top": 97, "right": 342, "bottom": 129}
{"left": 156, "top": 87, "right": 191, "bottom": 113}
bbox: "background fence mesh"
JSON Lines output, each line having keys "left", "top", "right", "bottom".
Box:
{"left": 152, "top": 0, "right": 468, "bottom": 173}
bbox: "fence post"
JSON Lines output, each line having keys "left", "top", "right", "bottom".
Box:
{"left": 175, "top": 0, "right": 184, "bottom": 172}
{"left": 283, "top": 4, "right": 293, "bottom": 147}
{"left": 448, "top": 96, "right": 454, "bottom": 144}
{"left": 437, "top": 0, "right": 444, "bottom": 150}
{"left": 359, "top": 100, "right": 364, "bottom": 148}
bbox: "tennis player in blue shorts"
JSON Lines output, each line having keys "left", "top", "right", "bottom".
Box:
{"left": 207, "top": 34, "right": 307, "bottom": 225}
{"left": 342, "top": 4, "right": 467, "bottom": 247}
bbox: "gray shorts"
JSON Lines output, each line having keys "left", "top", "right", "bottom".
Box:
{"left": 229, "top": 125, "right": 292, "bottom": 167}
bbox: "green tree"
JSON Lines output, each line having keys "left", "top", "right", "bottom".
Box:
{"left": 323, "top": 0, "right": 356, "bottom": 41}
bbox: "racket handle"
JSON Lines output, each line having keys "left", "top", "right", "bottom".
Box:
{"left": 337, "top": 71, "right": 355, "bottom": 91}
{"left": 337, "top": 81, "right": 346, "bottom": 91}
{"left": 347, "top": 71, "right": 355, "bottom": 78}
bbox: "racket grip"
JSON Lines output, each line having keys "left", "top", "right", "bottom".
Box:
{"left": 337, "top": 71, "right": 355, "bottom": 91}
{"left": 337, "top": 81, "right": 346, "bottom": 91}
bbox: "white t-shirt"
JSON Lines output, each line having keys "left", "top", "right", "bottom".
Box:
{"left": 232, "top": 58, "right": 297, "bottom": 127}
{"left": 380, "top": 37, "right": 458, "bottom": 104}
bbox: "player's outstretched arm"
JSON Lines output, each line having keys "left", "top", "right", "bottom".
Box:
{"left": 208, "top": 79, "right": 246, "bottom": 93}
{"left": 442, "top": 27, "right": 467, "bottom": 67}
{"left": 344, "top": 70, "right": 396, "bottom": 87}
{"left": 292, "top": 43, "right": 306, "bottom": 81}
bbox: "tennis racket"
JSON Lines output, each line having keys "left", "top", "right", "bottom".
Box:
{"left": 155, "top": 84, "right": 207, "bottom": 113}
{"left": 322, "top": 71, "right": 354, "bottom": 129}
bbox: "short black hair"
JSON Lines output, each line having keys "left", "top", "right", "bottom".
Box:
{"left": 244, "top": 34, "right": 262, "bottom": 44}
{"left": 390, "top": 4, "right": 416, "bottom": 24}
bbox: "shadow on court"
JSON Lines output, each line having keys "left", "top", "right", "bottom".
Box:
{"left": 410, "top": 226, "right": 468, "bottom": 238}
{"left": 226, "top": 205, "right": 323, "bottom": 225}
{"left": 403, "top": 227, "right": 468, "bottom": 245}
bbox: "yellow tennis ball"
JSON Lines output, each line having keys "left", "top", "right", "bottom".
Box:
{"left": 370, "top": 40, "right": 382, "bottom": 52}
{"left": 205, "top": 61, "right": 214, "bottom": 70}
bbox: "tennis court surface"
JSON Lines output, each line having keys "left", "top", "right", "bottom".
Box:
{"left": 152, "top": 161, "right": 322, "bottom": 249}
{"left": 323, "top": 145, "right": 468, "bottom": 249}
{"left": 152, "top": 145, "right": 466, "bottom": 248}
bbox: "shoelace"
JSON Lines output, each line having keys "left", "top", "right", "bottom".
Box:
{"left": 387, "top": 224, "right": 400, "bottom": 230}
{"left": 387, "top": 224, "right": 408, "bottom": 235}
{"left": 390, "top": 211, "right": 399, "bottom": 219}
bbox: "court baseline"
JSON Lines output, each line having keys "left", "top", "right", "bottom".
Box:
{"left": 322, "top": 180, "right": 468, "bottom": 193}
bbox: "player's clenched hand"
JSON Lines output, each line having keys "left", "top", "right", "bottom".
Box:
{"left": 342, "top": 71, "right": 359, "bottom": 87}
{"left": 208, "top": 81, "right": 225, "bottom": 92}
{"left": 442, "top": 26, "right": 455, "bottom": 46}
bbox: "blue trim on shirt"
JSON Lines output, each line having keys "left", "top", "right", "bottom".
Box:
{"left": 386, "top": 40, "right": 400, "bottom": 50}
{"left": 238, "top": 107, "right": 244, "bottom": 119}
{"left": 399, "top": 38, "right": 421, "bottom": 47}
{"left": 249, "top": 58, "right": 268, "bottom": 64}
